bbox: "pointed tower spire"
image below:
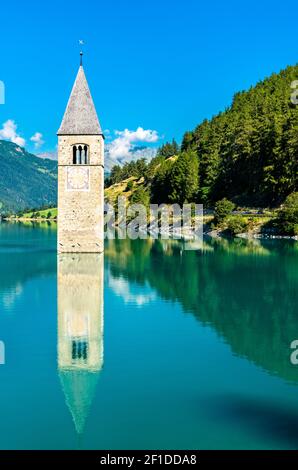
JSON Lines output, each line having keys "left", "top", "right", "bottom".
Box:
{"left": 59, "top": 369, "right": 100, "bottom": 434}
{"left": 57, "top": 64, "right": 102, "bottom": 136}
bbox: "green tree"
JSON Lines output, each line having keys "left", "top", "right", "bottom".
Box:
{"left": 277, "top": 192, "right": 298, "bottom": 235}
{"left": 150, "top": 158, "right": 175, "bottom": 204}
{"left": 130, "top": 187, "right": 150, "bottom": 207}
{"left": 226, "top": 216, "right": 248, "bottom": 235}
{"left": 108, "top": 165, "right": 122, "bottom": 186}
{"left": 168, "top": 151, "right": 199, "bottom": 205}
{"left": 126, "top": 180, "right": 134, "bottom": 191}
{"left": 181, "top": 64, "right": 298, "bottom": 206}
{"left": 181, "top": 131, "right": 193, "bottom": 151}
{"left": 157, "top": 139, "right": 179, "bottom": 159}
{"left": 135, "top": 158, "right": 147, "bottom": 178}
{"left": 214, "top": 198, "right": 235, "bottom": 225}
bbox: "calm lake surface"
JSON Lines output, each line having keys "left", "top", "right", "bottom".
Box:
{"left": 0, "top": 222, "right": 298, "bottom": 449}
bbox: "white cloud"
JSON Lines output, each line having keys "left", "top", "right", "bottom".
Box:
{"left": 109, "top": 275, "right": 156, "bottom": 307}
{"left": 0, "top": 120, "right": 25, "bottom": 147}
{"left": 30, "top": 132, "right": 44, "bottom": 149}
{"left": 109, "top": 126, "right": 159, "bottom": 160}
{"left": 2, "top": 283, "right": 23, "bottom": 309}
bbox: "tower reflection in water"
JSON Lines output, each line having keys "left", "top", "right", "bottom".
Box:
{"left": 57, "top": 253, "right": 104, "bottom": 434}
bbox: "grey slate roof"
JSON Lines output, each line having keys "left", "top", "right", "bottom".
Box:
{"left": 57, "top": 66, "right": 102, "bottom": 135}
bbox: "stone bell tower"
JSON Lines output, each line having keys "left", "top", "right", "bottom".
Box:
{"left": 57, "top": 54, "right": 104, "bottom": 253}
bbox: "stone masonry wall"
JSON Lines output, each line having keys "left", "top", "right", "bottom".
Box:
{"left": 58, "top": 135, "right": 104, "bottom": 253}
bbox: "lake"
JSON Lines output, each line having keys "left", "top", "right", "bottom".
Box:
{"left": 0, "top": 222, "right": 298, "bottom": 450}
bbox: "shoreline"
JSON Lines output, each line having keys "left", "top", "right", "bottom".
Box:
{"left": 205, "top": 229, "right": 298, "bottom": 241}
{"left": 2, "top": 218, "right": 297, "bottom": 241}
{"left": 3, "top": 217, "right": 57, "bottom": 223}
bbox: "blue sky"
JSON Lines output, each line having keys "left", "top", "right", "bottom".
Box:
{"left": 0, "top": 0, "right": 297, "bottom": 155}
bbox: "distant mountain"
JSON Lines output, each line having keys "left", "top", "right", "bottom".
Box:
{"left": 37, "top": 151, "right": 58, "bottom": 161}
{"left": 0, "top": 140, "right": 57, "bottom": 214}
{"left": 0, "top": 140, "right": 157, "bottom": 213}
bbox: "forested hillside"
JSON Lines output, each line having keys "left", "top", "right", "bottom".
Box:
{"left": 2, "top": 65, "right": 298, "bottom": 214}
{"left": 182, "top": 64, "right": 298, "bottom": 205}
{"left": 107, "top": 65, "right": 298, "bottom": 207}
{"left": 0, "top": 141, "right": 57, "bottom": 213}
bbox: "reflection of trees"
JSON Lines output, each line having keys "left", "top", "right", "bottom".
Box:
{"left": 106, "top": 237, "right": 298, "bottom": 383}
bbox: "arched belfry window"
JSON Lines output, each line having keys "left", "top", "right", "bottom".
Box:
{"left": 72, "top": 339, "right": 88, "bottom": 361}
{"left": 72, "top": 144, "right": 89, "bottom": 164}
{"left": 84, "top": 145, "right": 88, "bottom": 164}
{"left": 72, "top": 146, "right": 76, "bottom": 164}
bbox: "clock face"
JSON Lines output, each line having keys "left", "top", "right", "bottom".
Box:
{"left": 66, "top": 167, "right": 90, "bottom": 191}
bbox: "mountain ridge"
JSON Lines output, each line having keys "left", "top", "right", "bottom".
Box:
{"left": 0, "top": 141, "right": 57, "bottom": 213}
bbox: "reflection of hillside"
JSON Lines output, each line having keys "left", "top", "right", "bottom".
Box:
{"left": 207, "top": 236, "right": 272, "bottom": 256}
{"left": 0, "top": 223, "right": 56, "bottom": 295}
{"left": 0, "top": 252, "right": 56, "bottom": 289}
{"left": 106, "top": 237, "right": 298, "bottom": 383}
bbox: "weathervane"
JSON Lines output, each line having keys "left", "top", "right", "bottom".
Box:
{"left": 79, "top": 40, "right": 84, "bottom": 66}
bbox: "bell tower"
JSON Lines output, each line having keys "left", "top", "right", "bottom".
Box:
{"left": 57, "top": 55, "right": 104, "bottom": 253}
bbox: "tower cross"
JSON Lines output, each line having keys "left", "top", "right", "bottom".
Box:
{"left": 79, "top": 40, "right": 84, "bottom": 66}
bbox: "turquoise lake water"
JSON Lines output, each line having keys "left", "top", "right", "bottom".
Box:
{"left": 0, "top": 222, "right": 298, "bottom": 449}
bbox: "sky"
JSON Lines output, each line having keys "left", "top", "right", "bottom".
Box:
{"left": 0, "top": 0, "right": 297, "bottom": 156}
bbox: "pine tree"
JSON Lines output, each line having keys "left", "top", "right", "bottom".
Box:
{"left": 168, "top": 151, "right": 199, "bottom": 204}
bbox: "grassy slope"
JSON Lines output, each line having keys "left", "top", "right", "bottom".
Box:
{"left": 14, "top": 180, "right": 274, "bottom": 231}
{"left": 21, "top": 207, "right": 58, "bottom": 219}
{"left": 104, "top": 176, "right": 141, "bottom": 205}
